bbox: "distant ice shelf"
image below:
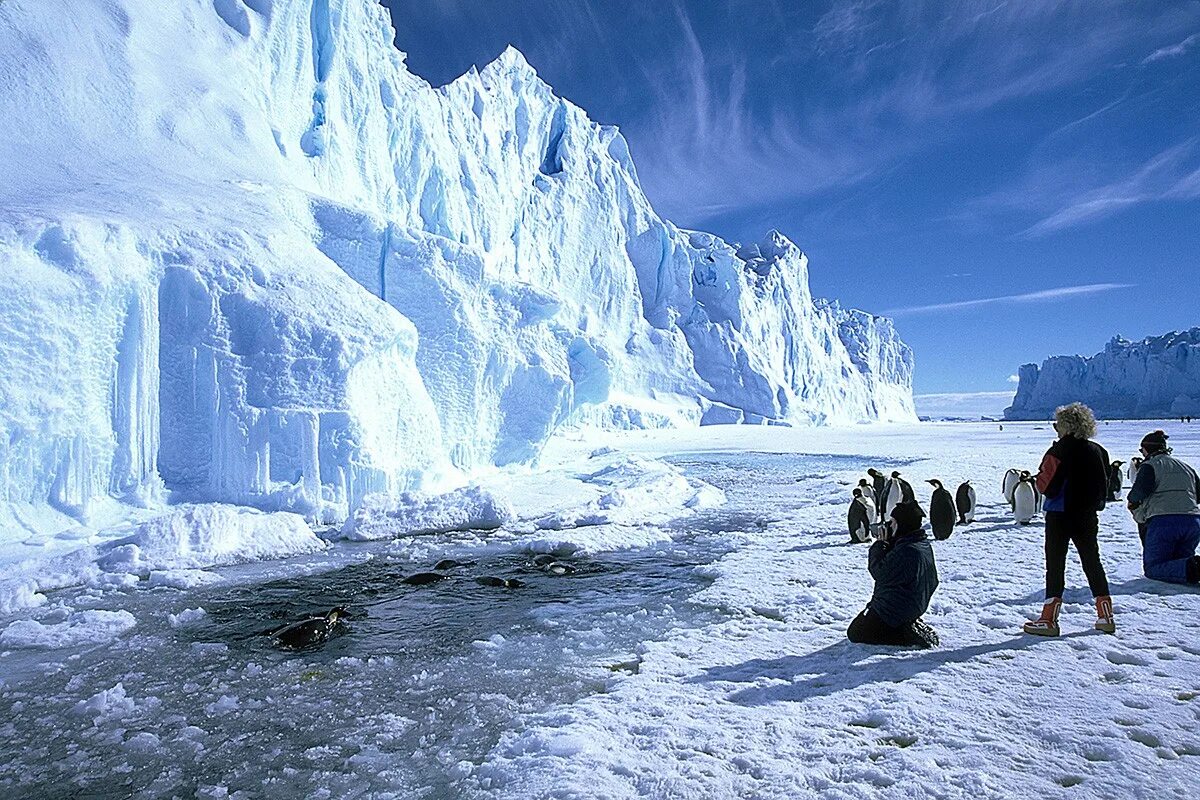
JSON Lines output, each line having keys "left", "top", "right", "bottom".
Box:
{"left": 1006, "top": 329, "right": 1200, "bottom": 420}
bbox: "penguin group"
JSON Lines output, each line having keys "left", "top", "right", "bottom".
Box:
{"left": 850, "top": 470, "right": 976, "bottom": 544}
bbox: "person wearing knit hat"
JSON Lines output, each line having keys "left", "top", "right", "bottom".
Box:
{"left": 1128, "top": 429, "right": 1200, "bottom": 585}
{"left": 1023, "top": 403, "right": 1116, "bottom": 637}
{"left": 846, "top": 500, "right": 940, "bottom": 648}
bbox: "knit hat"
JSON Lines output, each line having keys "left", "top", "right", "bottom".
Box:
{"left": 1140, "top": 430, "right": 1169, "bottom": 454}
{"left": 890, "top": 499, "right": 925, "bottom": 532}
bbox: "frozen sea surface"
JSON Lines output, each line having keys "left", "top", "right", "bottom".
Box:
{"left": 0, "top": 450, "right": 839, "bottom": 798}
{"left": 3, "top": 422, "right": 1200, "bottom": 799}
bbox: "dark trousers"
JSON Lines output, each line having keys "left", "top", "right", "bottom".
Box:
{"left": 846, "top": 608, "right": 937, "bottom": 648}
{"left": 1143, "top": 514, "right": 1200, "bottom": 584}
{"left": 1044, "top": 511, "right": 1109, "bottom": 599}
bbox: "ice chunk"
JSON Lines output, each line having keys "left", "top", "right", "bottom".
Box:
{"left": 96, "top": 505, "right": 324, "bottom": 574}
{"left": 340, "top": 486, "right": 515, "bottom": 540}
{"left": 0, "top": 610, "right": 136, "bottom": 649}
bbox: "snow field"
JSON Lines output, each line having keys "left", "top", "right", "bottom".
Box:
{"left": 0, "top": 421, "right": 1197, "bottom": 798}
{"left": 466, "top": 421, "right": 1200, "bottom": 798}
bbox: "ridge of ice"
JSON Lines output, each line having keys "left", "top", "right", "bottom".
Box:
{"left": 1005, "top": 327, "right": 1200, "bottom": 419}
{"left": 0, "top": 0, "right": 916, "bottom": 546}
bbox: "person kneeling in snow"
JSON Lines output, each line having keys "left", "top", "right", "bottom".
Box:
{"left": 847, "top": 500, "right": 940, "bottom": 648}
{"left": 1128, "top": 430, "right": 1200, "bottom": 585}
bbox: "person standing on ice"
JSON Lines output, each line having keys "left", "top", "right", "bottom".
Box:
{"left": 1023, "top": 403, "right": 1116, "bottom": 637}
{"left": 846, "top": 500, "right": 940, "bottom": 648}
{"left": 1127, "top": 430, "right": 1200, "bottom": 585}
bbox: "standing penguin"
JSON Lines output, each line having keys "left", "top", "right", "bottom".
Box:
{"left": 927, "top": 479, "right": 956, "bottom": 540}
{"left": 866, "top": 469, "right": 887, "bottom": 515}
{"left": 1001, "top": 468, "right": 1021, "bottom": 508}
{"left": 882, "top": 475, "right": 902, "bottom": 518}
{"left": 892, "top": 471, "right": 916, "bottom": 503}
{"left": 854, "top": 480, "right": 877, "bottom": 521}
{"left": 955, "top": 481, "right": 976, "bottom": 524}
{"left": 1126, "top": 456, "right": 1143, "bottom": 484}
{"left": 1107, "top": 460, "right": 1124, "bottom": 501}
{"left": 1013, "top": 474, "right": 1038, "bottom": 524}
{"left": 847, "top": 489, "right": 874, "bottom": 543}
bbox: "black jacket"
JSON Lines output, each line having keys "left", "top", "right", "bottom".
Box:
{"left": 866, "top": 528, "right": 939, "bottom": 628}
{"left": 1036, "top": 436, "right": 1110, "bottom": 516}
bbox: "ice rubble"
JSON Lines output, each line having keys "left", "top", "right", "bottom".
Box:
{"left": 1006, "top": 328, "right": 1200, "bottom": 420}
{"left": 0, "top": 0, "right": 915, "bottom": 546}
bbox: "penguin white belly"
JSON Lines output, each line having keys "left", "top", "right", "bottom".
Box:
{"left": 885, "top": 481, "right": 902, "bottom": 516}
{"left": 1002, "top": 469, "right": 1020, "bottom": 506}
{"left": 1013, "top": 482, "right": 1038, "bottom": 524}
{"left": 964, "top": 486, "right": 977, "bottom": 522}
{"left": 862, "top": 496, "right": 877, "bottom": 521}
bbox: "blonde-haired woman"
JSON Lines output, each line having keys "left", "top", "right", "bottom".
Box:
{"left": 1023, "top": 403, "right": 1116, "bottom": 636}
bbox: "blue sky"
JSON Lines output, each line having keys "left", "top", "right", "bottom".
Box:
{"left": 382, "top": 0, "right": 1200, "bottom": 398}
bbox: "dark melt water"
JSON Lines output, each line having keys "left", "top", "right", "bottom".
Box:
{"left": 0, "top": 451, "right": 902, "bottom": 798}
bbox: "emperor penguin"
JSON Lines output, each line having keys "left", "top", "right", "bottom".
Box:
{"left": 854, "top": 479, "right": 878, "bottom": 520}
{"left": 1107, "top": 461, "right": 1124, "bottom": 501}
{"left": 269, "top": 607, "right": 349, "bottom": 650}
{"left": 955, "top": 481, "right": 976, "bottom": 524}
{"left": 927, "top": 479, "right": 956, "bottom": 541}
{"left": 1013, "top": 474, "right": 1038, "bottom": 524}
{"left": 892, "top": 471, "right": 916, "bottom": 503}
{"left": 1001, "top": 468, "right": 1021, "bottom": 508}
{"left": 882, "top": 475, "right": 903, "bottom": 518}
{"left": 848, "top": 489, "right": 873, "bottom": 543}
{"left": 866, "top": 469, "right": 887, "bottom": 514}
{"left": 1127, "top": 457, "right": 1143, "bottom": 484}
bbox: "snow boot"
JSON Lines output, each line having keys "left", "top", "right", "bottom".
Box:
{"left": 1094, "top": 595, "right": 1115, "bottom": 634}
{"left": 1023, "top": 598, "right": 1061, "bottom": 637}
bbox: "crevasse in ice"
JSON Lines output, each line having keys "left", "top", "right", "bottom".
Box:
{"left": 0, "top": 0, "right": 915, "bottom": 527}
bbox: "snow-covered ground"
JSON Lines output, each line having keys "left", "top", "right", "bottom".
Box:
{"left": 2, "top": 420, "right": 1198, "bottom": 798}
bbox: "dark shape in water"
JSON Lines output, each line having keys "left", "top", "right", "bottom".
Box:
{"left": 268, "top": 607, "right": 349, "bottom": 650}
{"left": 474, "top": 576, "right": 524, "bottom": 588}
{"left": 402, "top": 572, "right": 447, "bottom": 586}
{"left": 433, "top": 559, "right": 474, "bottom": 571}
{"left": 531, "top": 554, "right": 557, "bottom": 567}
{"left": 542, "top": 562, "right": 576, "bottom": 575}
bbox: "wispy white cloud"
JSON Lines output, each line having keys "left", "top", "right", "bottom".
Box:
{"left": 633, "top": 0, "right": 1200, "bottom": 225}
{"left": 1142, "top": 32, "right": 1199, "bottom": 63}
{"left": 1019, "top": 139, "right": 1200, "bottom": 236}
{"left": 886, "top": 283, "right": 1133, "bottom": 316}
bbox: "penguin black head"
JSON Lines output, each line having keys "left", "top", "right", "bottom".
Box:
{"left": 1112, "top": 460, "right": 1124, "bottom": 467}
{"left": 853, "top": 488, "right": 863, "bottom": 497}
{"left": 867, "top": 469, "right": 879, "bottom": 477}
{"left": 926, "top": 479, "right": 942, "bottom": 488}
{"left": 326, "top": 606, "right": 350, "bottom": 623}
{"left": 891, "top": 471, "right": 901, "bottom": 478}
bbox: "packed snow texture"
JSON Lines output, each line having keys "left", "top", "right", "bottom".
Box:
{"left": 0, "top": 0, "right": 915, "bottom": 543}
{"left": 1006, "top": 329, "right": 1200, "bottom": 420}
{"left": 96, "top": 504, "right": 324, "bottom": 574}
{"left": 1, "top": 422, "right": 1197, "bottom": 798}
{"left": 341, "top": 485, "right": 515, "bottom": 540}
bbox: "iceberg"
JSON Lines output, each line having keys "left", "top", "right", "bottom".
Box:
{"left": 1005, "top": 329, "right": 1200, "bottom": 420}
{"left": 0, "top": 0, "right": 915, "bottom": 541}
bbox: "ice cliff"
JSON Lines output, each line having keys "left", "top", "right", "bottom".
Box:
{"left": 1005, "top": 329, "right": 1200, "bottom": 420}
{"left": 0, "top": 0, "right": 914, "bottom": 529}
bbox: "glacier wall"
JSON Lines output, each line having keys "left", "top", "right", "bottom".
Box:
{"left": 1005, "top": 329, "right": 1200, "bottom": 420}
{"left": 0, "top": 0, "right": 914, "bottom": 529}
